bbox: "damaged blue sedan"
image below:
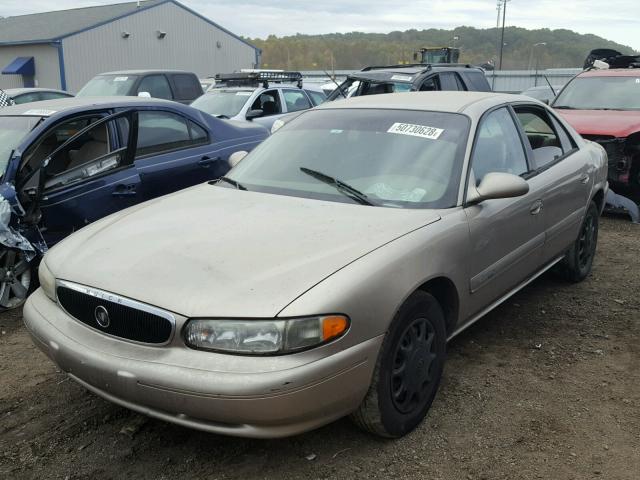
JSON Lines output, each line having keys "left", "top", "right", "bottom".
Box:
{"left": 0, "top": 97, "right": 268, "bottom": 309}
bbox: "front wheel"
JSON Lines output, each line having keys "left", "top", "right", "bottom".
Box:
{"left": 350, "top": 291, "right": 447, "bottom": 438}
{"left": 558, "top": 201, "right": 599, "bottom": 283}
{"left": 0, "top": 249, "right": 33, "bottom": 311}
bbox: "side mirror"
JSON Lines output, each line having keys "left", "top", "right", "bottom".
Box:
{"left": 138, "top": 91, "right": 151, "bottom": 98}
{"left": 467, "top": 172, "right": 529, "bottom": 205}
{"left": 228, "top": 150, "right": 248, "bottom": 168}
{"left": 246, "top": 109, "right": 264, "bottom": 120}
{"left": 542, "top": 99, "right": 550, "bottom": 105}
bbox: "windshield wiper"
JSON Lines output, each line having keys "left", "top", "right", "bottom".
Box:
{"left": 300, "top": 167, "right": 375, "bottom": 206}
{"left": 553, "top": 105, "right": 576, "bottom": 109}
{"left": 216, "top": 176, "right": 247, "bottom": 191}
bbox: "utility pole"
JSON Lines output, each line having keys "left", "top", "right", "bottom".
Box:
{"left": 499, "top": 0, "right": 510, "bottom": 70}
{"left": 492, "top": 1, "right": 502, "bottom": 90}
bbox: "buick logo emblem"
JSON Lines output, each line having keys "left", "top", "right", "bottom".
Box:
{"left": 94, "top": 306, "right": 110, "bottom": 328}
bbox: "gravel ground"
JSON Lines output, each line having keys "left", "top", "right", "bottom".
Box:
{"left": 1, "top": 216, "right": 638, "bottom": 480}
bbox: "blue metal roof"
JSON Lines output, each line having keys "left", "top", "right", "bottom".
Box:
{"left": 2, "top": 57, "right": 35, "bottom": 75}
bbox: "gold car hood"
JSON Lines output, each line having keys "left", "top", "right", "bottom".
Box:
{"left": 46, "top": 184, "right": 440, "bottom": 318}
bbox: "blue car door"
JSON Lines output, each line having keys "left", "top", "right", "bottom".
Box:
{"left": 133, "top": 109, "right": 231, "bottom": 200}
{"left": 34, "top": 110, "right": 139, "bottom": 242}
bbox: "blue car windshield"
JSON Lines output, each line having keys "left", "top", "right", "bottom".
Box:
{"left": 0, "top": 116, "right": 41, "bottom": 175}
{"left": 226, "top": 109, "right": 470, "bottom": 209}
{"left": 77, "top": 75, "right": 138, "bottom": 97}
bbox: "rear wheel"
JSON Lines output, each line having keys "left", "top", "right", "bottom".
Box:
{"left": 558, "top": 201, "right": 599, "bottom": 283}
{"left": 350, "top": 291, "right": 446, "bottom": 438}
{"left": 0, "top": 249, "right": 32, "bottom": 310}
{"left": 630, "top": 159, "right": 640, "bottom": 191}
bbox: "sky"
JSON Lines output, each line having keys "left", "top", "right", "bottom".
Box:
{"left": 2, "top": 0, "right": 639, "bottom": 50}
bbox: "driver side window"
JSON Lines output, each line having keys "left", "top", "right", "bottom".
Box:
{"left": 250, "top": 90, "right": 282, "bottom": 116}
{"left": 471, "top": 107, "right": 529, "bottom": 185}
{"left": 44, "top": 118, "right": 128, "bottom": 190}
{"left": 137, "top": 75, "right": 172, "bottom": 100}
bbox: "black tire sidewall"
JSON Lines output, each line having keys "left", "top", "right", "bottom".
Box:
{"left": 573, "top": 202, "right": 599, "bottom": 280}
{"left": 375, "top": 291, "right": 447, "bottom": 437}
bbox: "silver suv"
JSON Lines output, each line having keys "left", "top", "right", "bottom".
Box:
{"left": 190, "top": 71, "right": 326, "bottom": 130}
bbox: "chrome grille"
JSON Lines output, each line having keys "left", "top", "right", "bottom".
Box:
{"left": 56, "top": 280, "right": 175, "bottom": 345}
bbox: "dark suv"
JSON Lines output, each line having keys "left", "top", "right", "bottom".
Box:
{"left": 326, "top": 64, "right": 491, "bottom": 101}
{"left": 77, "top": 70, "right": 203, "bottom": 104}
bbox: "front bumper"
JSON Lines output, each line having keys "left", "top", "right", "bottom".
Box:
{"left": 24, "top": 288, "right": 382, "bottom": 438}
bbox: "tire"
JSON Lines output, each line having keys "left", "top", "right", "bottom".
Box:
{"left": 630, "top": 159, "right": 640, "bottom": 192}
{"left": 558, "top": 201, "right": 599, "bottom": 283}
{"left": 350, "top": 291, "right": 447, "bottom": 438}
{"left": 0, "top": 248, "right": 34, "bottom": 311}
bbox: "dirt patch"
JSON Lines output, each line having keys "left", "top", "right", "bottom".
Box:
{"left": 1, "top": 217, "right": 638, "bottom": 480}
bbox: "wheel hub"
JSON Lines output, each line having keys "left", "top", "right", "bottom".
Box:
{"left": 390, "top": 317, "right": 437, "bottom": 414}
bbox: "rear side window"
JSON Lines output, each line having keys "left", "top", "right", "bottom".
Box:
{"left": 137, "top": 75, "right": 172, "bottom": 100}
{"left": 283, "top": 89, "right": 312, "bottom": 112}
{"left": 513, "top": 107, "right": 564, "bottom": 169}
{"left": 549, "top": 114, "right": 577, "bottom": 152}
{"left": 136, "top": 111, "right": 206, "bottom": 156}
{"left": 305, "top": 89, "right": 326, "bottom": 106}
{"left": 461, "top": 71, "right": 491, "bottom": 92}
{"left": 189, "top": 120, "right": 209, "bottom": 142}
{"left": 172, "top": 74, "right": 202, "bottom": 100}
{"left": 438, "top": 72, "right": 461, "bottom": 91}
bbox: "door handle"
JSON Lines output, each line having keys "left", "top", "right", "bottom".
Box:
{"left": 579, "top": 173, "right": 590, "bottom": 184}
{"left": 198, "top": 156, "right": 220, "bottom": 167}
{"left": 530, "top": 200, "right": 543, "bottom": 215}
{"left": 112, "top": 184, "right": 137, "bottom": 197}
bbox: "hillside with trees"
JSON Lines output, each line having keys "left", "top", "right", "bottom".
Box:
{"left": 249, "top": 26, "right": 637, "bottom": 71}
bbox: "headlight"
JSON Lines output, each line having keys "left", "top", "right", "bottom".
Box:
{"left": 184, "top": 315, "right": 349, "bottom": 355}
{"left": 38, "top": 260, "right": 56, "bottom": 301}
{"left": 271, "top": 118, "right": 286, "bottom": 134}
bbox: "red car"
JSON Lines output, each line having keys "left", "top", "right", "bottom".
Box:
{"left": 553, "top": 68, "right": 640, "bottom": 191}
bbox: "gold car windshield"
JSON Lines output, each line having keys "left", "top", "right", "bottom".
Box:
{"left": 226, "top": 109, "right": 470, "bottom": 209}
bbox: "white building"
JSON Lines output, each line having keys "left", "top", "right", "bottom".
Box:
{"left": 0, "top": 0, "right": 261, "bottom": 92}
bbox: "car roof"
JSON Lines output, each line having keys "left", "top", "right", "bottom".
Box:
{"left": 0, "top": 96, "right": 181, "bottom": 116}
{"left": 348, "top": 64, "right": 483, "bottom": 83}
{"left": 5, "top": 88, "right": 71, "bottom": 96}
{"left": 314, "top": 91, "right": 533, "bottom": 114}
{"left": 578, "top": 68, "right": 640, "bottom": 77}
{"left": 96, "top": 70, "right": 194, "bottom": 76}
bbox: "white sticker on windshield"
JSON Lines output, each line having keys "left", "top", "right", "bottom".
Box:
{"left": 113, "top": 76, "right": 129, "bottom": 82}
{"left": 387, "top": 122, "right": 443, "bottom": 140}
{"left": 22, "top": 109, "right": 57, "bottom": 116}
{"left": 235, "top": 92, "right": 252, "bottom": 96}
{"left": 391, "top": 74, "right": 413, "bottom": 82}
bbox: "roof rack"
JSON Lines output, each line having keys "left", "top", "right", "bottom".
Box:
{"left": 360, "top": 63, "right": 475, "bottom": 72}
{"left": 214, "top": 71, "right": 303, "bottom": 88}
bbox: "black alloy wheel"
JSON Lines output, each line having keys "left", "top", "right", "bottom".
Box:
{"left": 0, "top": 249, "right": 32, "bottom": 310}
